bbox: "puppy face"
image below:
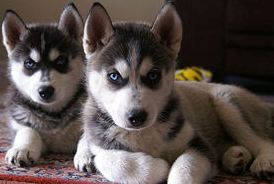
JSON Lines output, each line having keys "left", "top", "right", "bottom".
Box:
{"left": 84, "top": 3, "right": 182, "bottom": 130}
{"left": 88, "top": 31, "right": 175, "bottom": 130}
{"left": 2, "top": 4, "right": 84, "bottom": 111}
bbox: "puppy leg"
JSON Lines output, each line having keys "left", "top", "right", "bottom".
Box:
{"left": 168, "top": 149, "right": 215, "bottom": 184}
{"left": 222, "top": 145, "right": 252, "bottom": 174}
{"left": 249, "top": 143, "right": 274, "bottom": 179}
{"left": 215, "top": 100, "right": 274, "bottom": 178}
{"left": 5, "top": 126, "right": 43, "bottom": 166}
{"left": 74, "top": 135, "right": 96, "bottom": 173}
{"left": 94, "top": 150, "right": 170, "bottom": 184}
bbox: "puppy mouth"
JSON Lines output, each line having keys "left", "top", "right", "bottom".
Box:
{"left": 123, "top": 117, "right": 154, "bottom": 131}
{"left": 124, "top": 123, "right": 147, "bottom": 131}
{"left": 38, "top": 96, "right": 56, "bottom": 104}
{"left": 39, "top": 99, "right": 55, "bottom": 105}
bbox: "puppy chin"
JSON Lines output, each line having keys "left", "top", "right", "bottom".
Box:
{"left": 122, "top": 125, "right": 146, "bottom": 131}
{"left": 117, "top": 120, "right": 153, "bottom": 131}
{"left": 38, "top": 100, "right": 56, "bottom": 106}
{"left": 32, "top": 96, "right": 60, "bottom": 110}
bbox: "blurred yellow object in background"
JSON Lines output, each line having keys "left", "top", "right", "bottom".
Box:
{"left": 175, "top": 66, "right": 212, "bottom": 82}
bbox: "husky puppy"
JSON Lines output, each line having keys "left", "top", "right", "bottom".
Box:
{"left": 74, "top": 2, "right": 274, "bottom": 183}
{"left": 2, "top": 3, "right": 85, "bottom": 167}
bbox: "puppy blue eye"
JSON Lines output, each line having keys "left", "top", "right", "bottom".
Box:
{"left": 107, "top": 72, "right": 125, "bottom": 86}
{"left": 147, "top": 70, "right": 161, "bottom": 81}
{"left": 56, "top": 55, "right": 68, "bottom": 66}
{"left": 24, "top": 58, "right": 37, "bottom": 70}
{"left": 107, "top": 71, "right": 128, "bottom": 87}
{"left": 109, "top": 73, "right": 120, "bottom": 81}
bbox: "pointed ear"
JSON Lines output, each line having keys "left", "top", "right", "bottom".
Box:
{"left": 2, "top": 10, "right": 27, "bottom": 55}
{"left": 83, "top": 2, "right": 114, "bottom": 56}
{"left": 58, "top": 3, "right": 83, "bottom": 41}
{"left": 151, "top": 3, "right": 182, "bottom": 59}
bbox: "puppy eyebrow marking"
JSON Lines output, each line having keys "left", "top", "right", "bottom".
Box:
{"left": 30, "top": 49, "right": 41, "bottom": 62}
{"left": 139, "top": 57, "right": 153, "bottom": 76}
{"left": 49, "top": 48, "right": 60, "bottom": 61}
{"left": 114, "top": 59, "right": 129, "bottom": 78}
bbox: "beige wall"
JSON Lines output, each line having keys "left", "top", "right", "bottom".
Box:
{"left": 0, "top": 0, "right": 163, "bottom": 61}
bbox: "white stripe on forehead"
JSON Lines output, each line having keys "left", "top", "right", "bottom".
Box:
{"left": 30, "top": 49, "right": 41, "bottom": 62}
{"left": 114, "top": 59, "right": 129, "bottom": 78}
{"left": 139, "top": 57, "right": 153, "bottom": 75}
{"left": 49, "top": 49, "right": 60, "bottom": 61}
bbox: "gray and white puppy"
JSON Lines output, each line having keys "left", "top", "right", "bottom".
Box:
{"left": 74, "top": 2, "right": 274, "bottom": 183}
{"left": 2, "top": 3, "right": 85, "bottom": 167}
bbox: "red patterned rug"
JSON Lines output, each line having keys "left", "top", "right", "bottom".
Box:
{"left": 0, "top": 94, "right": 273, "bottom": 183}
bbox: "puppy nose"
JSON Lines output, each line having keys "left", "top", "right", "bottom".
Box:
{"left": 38, "top": 86, "right": 55, "bottom": 101}
{"left": 128, "top": 109, "right": 148, "bottom": 127}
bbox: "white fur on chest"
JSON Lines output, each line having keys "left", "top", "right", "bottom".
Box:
{"left": 11, "top": 120, "right": 81, "bottom": 154}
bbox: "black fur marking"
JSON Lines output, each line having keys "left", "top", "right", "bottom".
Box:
{"left": 53, "top": 55, "right": 70, "bottom": 73}
{"left": 108, "top": 80, "right": 129, "bottom": 91}
{"left": 166, "top": 115, "right": 185, "bottom": 140}
{"left": 87, "top": 100, "right": 130, "bottom": 151}
{"left": 92, "top": 111, "right": 130, "bottom": 151}
{"left": 140, "top": 75, "right": 161, "bottom": 90}
{"left": 158, "top": 96, "right": 179, "bottom": 122}
{"left": 23, "top": 67, "right": 37, "bottom": 76}
{"left": 141, "top": 68, "right": 162, "bottom": 89}
{"left": 82, "top": 154, "right": 97, "bottom": 173}
{"left": 188, "top": 135, "right": 216, "bottom": 164}
{"left": 9, "top": 84, "right": 85, "bottom": 131}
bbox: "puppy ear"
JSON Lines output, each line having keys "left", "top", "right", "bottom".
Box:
{"left": 2, "top": 10, "right": 27, "bottom": 55}
{"left": 151, "top": 2, "right": 182, "bottom": 59}
{"left": 83, "top": 2, "right": 114, "bottom": 56}
{"left": 58, "top": 3, "right": 83, "bottom": 41}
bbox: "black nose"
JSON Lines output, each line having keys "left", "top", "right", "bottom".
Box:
{"left": 38, "top": 86, "right": 55, "bottom": 101}
{"left": 128, "top": 109, "right": 148, "bottom": 127}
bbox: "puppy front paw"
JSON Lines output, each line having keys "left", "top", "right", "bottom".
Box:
{"left": 222, "top": 146, "right": 252, "bottom": 174}
{"left": 5, "top": 147, "right": 41, "bottom": 167}
{"left": 94, "top": 151, "right": 170, "bottom": 184}
{"left": 250, "top": 153, "right": 274, "bottom": 179}
{"left": 74, "top": 151, "right": 96, "bottom": 173}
